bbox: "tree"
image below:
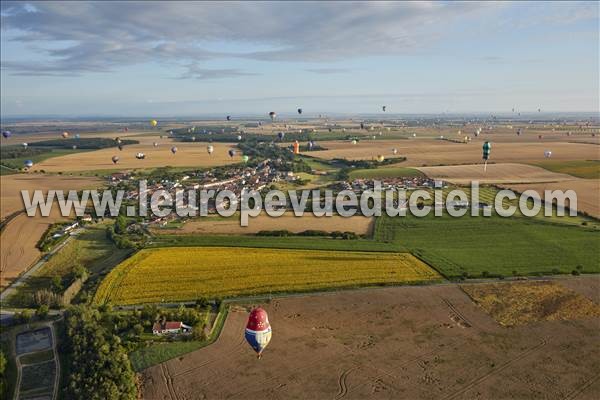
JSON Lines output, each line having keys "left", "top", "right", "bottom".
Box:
{"left": 51, "top": 276, "right": 63, "bottom": 293}
{"left": 114, "top": 215, "right": 127, "bottom": 234}
{"left": 36, "top": 304, "right": 49, "bottom": 319}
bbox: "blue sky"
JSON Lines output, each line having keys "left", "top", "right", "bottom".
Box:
{"left": 1, "top": 1, "right": 598, "bottom": 117}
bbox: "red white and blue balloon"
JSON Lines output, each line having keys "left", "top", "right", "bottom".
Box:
{"left": 245, "top": 307, "right": 272, "bottom": 358}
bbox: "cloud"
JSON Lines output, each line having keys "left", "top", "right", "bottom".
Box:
{"left": 305, "top": 68, "right": 350, "bottom": 75}
{"left": 0, "top": 1, "right": 490, "bottom": 76}
{"left": 178, "top": 65, "right": 258, "bottom": 80}
{"left": 1, "top": 1, "right": 596, "bottom": 77}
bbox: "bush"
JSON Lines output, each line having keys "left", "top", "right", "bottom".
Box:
{"left": 481, "top": 271, "right": 489, "bottom": 278}
{"left": 572, "top": 270, "right": 581, "bottom": 276}
{"left": 36, "top": 304, "right": 49, "bottom": 319}
{"left": 551, "top": 268, "right": 560, "bottom": 275}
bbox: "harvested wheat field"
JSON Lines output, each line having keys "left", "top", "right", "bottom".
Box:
{"left": 1, "top": 174, "right": 100, "bottom": 219}
{"left": 142, "top": 276, "right": 600, "bottom": 400}
{"left": 156, "top": 213, "right": 374, "bottom": 235}
{"left": 312, "top": 140, "right": 599, "bottom": 167}
{"left": 1, "top": 174, "right": 100, "bottom": 288}
{"left": 417, "top": 163, "right": 574, "bottom": 184}
{"left": 503, "top": 179, "right": 600, "bottom": 217}
{"left": 35, "top": 140, "right": 239, "bottom": 172}
{"left": 462, "top": 281, "right": 600, "bottom": 326}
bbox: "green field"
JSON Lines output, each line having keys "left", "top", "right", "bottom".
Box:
{"left": 531, "top": 160, "right": 600, "bottom": 179}
{"left": 349, "top": 166, "right": 424, "bottom": 179}
{"left": 374, "top": 213, "right": 600, "bottom": 278}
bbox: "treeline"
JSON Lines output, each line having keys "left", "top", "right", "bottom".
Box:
{"left": 256, "top": 230, "right": 362, "bottom": 239}
{"left": 0, "top": 146, "right": 47, "bottom": 160}
{"left": 332, "top": 156, "right": 407, "bottom": 169}
{"left": 33, "top": 137, "right": 138, "bottom": 149}
{"left": 62, "top": 306, "right": 137, "bottom": 400}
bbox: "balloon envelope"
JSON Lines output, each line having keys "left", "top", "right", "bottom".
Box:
{"left": 112, "top": 156, "right": 119, "bottom": 164}
{"left": 2, "top": 130, "right": 11, "bottom": 138}
{"left": 245, "top": 308, "right": 272, "bottom": 357}
{"left": 150, "top": 120, "right": 158, "bottom": 127}
{"left": 171, "top": 146, "right": 178, "bottom": 154}
{"left": 24, "top": 160, "right": 33, "bottom": 168}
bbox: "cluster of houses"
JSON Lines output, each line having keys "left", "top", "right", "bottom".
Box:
{"left": 339, "top": 177, "right": 445, "bottom": 193}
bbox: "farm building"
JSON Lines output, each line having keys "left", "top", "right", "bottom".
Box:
{"left": 152, "top": 321, "right": 192, "bottom": 336}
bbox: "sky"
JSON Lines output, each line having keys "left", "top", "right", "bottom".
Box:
{"left": 1, "top": 1, "right": 598, "bottom": 117}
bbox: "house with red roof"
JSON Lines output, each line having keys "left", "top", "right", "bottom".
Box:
{"left": 152, "top": 321, "right": 192, "bottom": 336}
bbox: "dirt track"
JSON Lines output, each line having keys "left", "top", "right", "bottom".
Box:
{"left": 142, "top": 276, "right": 600, "bottom": 400}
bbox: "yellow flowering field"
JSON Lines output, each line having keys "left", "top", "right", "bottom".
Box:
{"left": 93, "top": 247, "right": 442, "bottom": 305}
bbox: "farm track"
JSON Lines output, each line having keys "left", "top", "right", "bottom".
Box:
{"left": 564, "top": 373, "right": 600, "bottom": 400}
{"left": 442, "top": 298, "right": 473, "bottom": 328}
{"left": 442, "top": 339, "right": 548, "bottom": 400}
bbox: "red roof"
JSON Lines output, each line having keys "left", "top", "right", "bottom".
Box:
{"left": 153, "top": 321, "right": 182, "bottom": 331}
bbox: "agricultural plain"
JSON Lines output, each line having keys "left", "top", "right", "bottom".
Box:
{"left": 142, "top": 276, "right": 600, "bottom": 400}
{"left": 93, "top": 247, "right": 441, "bottom": 305}
{"left": 35, "top": 138, "right": 238, "bottom": 172}
{"left": 312, "top": 139, "right": 599, "bottom": 167}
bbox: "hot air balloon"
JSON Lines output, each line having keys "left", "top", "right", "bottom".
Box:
{"left": 207, "top": 145, "right": 214, "bottom": 155}
{"left": 118, "top": 145, "right": 123, "bottom": 151}
{"left": 153, "top": 142, "right": 159, "bottom": 147}
{"left": 2, "top": 130, "right": 11, "bottom": 138}
{"left": 242, "top": 155, "right": 249, "bottom": 163}
{"left": 482, "top": 141, "right": 491, "bottom": 172}
{"left": 245, "top": 308, "right": 272, "bottom": 359}
{"left": 124, "top": 127, "right": 129, "bottom": 132}
{"left": 544, "top": 150, "right": 552, "bottom": 158}
{"left": 171, "top": 146, "right": 178, "bottom": 154}
{"left": 237, "top": 135, "right": 242, "bottom": 141}
{"left": 308, "top": 141, "right": 314, "bottom": 150}
{"left": 392, "top": 148, "right": 398, "bottom": 155}
{"left": 150, "top": 119, "right": 158, "bottom": 127}
{"left": 227, "top": 115, "right": 231, "bottom": 121}
{"left": 72, "top": 145, "right": 77, "bottom": 150}
{"left": 517, "top": 128, "right": 523, "bottom": 136}
{"left": 112, "top": 156, "right": 119, "bottom": 164}
{"left": 277, "top": 131, "right": 285, "bottom": 140}
{"left": 382, "top": 106, "right": 387, "bottom": 112}
{"left": 360, "top": 122, "right": 365, "bottom": 130}
{"left": 351, "top": 139, "right": 357, "bottom": 145}
{"left": 293, "top": 140, "right": 300, "bottom": 155}
{"left": 228, "top": 149, "right": 236, "bottom": 158}
{"left": 269, "top": 112, "right": 276, "bottom": 121}
{"left": 24, "top": 160, "right": 34, "bottom": 169}
{"left": 75, "top": 134, "right": 81, "bottom": 139}
{"left": 22, "top": 142, "right": 28, "bottom": 149}
{"left": 376, "top": 155, "right": 385, "bottom": 162}
{"left": 116, "top": 137, "right": 122, "bottom": 144}
{"left": 62, "top": 131, "right": 69, "bottom": 138}
{"left": 136, "top": 152, "right": 146, "bottom": 160}
{"left": 412, "top": 133, "right": 417, "bottom": 138}
{"left": 297, "top": 108, "right": 302, "bottom": 114}
{"left": 538, "top": 135, "right": 543, "bottom": 140}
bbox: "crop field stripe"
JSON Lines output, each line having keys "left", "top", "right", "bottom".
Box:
{"left": 94, "top": 247, "right": 441, "bottom": 305}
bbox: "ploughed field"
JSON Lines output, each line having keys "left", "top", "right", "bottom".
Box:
{"left": 142, "top": 276, "right": 600, "bottom": 400}
{"left": 93, "top": 247, "right": 441, "bottom": 305}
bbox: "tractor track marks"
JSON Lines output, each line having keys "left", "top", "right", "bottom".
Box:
{"left": 442, "top": 339, "right": 548, "bottom": 400}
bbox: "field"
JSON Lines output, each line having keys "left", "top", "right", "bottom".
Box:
{"left": 142, "top": 276, "right": 600, "bottom": 399}
{"left": 417, "top": 162, "right": 574, "bottom": 184}
{"left": 35, "top": 136, "right": 239, "bottom": 172}
{"left": 93, "top": 247, "right": 441, "bottom": 305}
{"left": 531, "top": 160, "right": 600, "bottom": 179}
{"left": 311, "top": 139, "right": 599, "bottom": 167}
{"left": 462, "top": 281, "right": 600, "bottom": 326}
{"left": 374, "top": 213, "right": 600, "bottom": 278}
{"left": 5, "top": 224, "right": 132, "bottom": 306}
{"left": 348, "top": 166, "right": 424, "bottom": 179}
{"left": 0, "top": 174, "right": 101, "bottom": 289}
{"left": 503, "top": 179, "right": 600, "bottom": 218}
{"left": 154, "top": 212, "right": 374, "bottom": 235}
